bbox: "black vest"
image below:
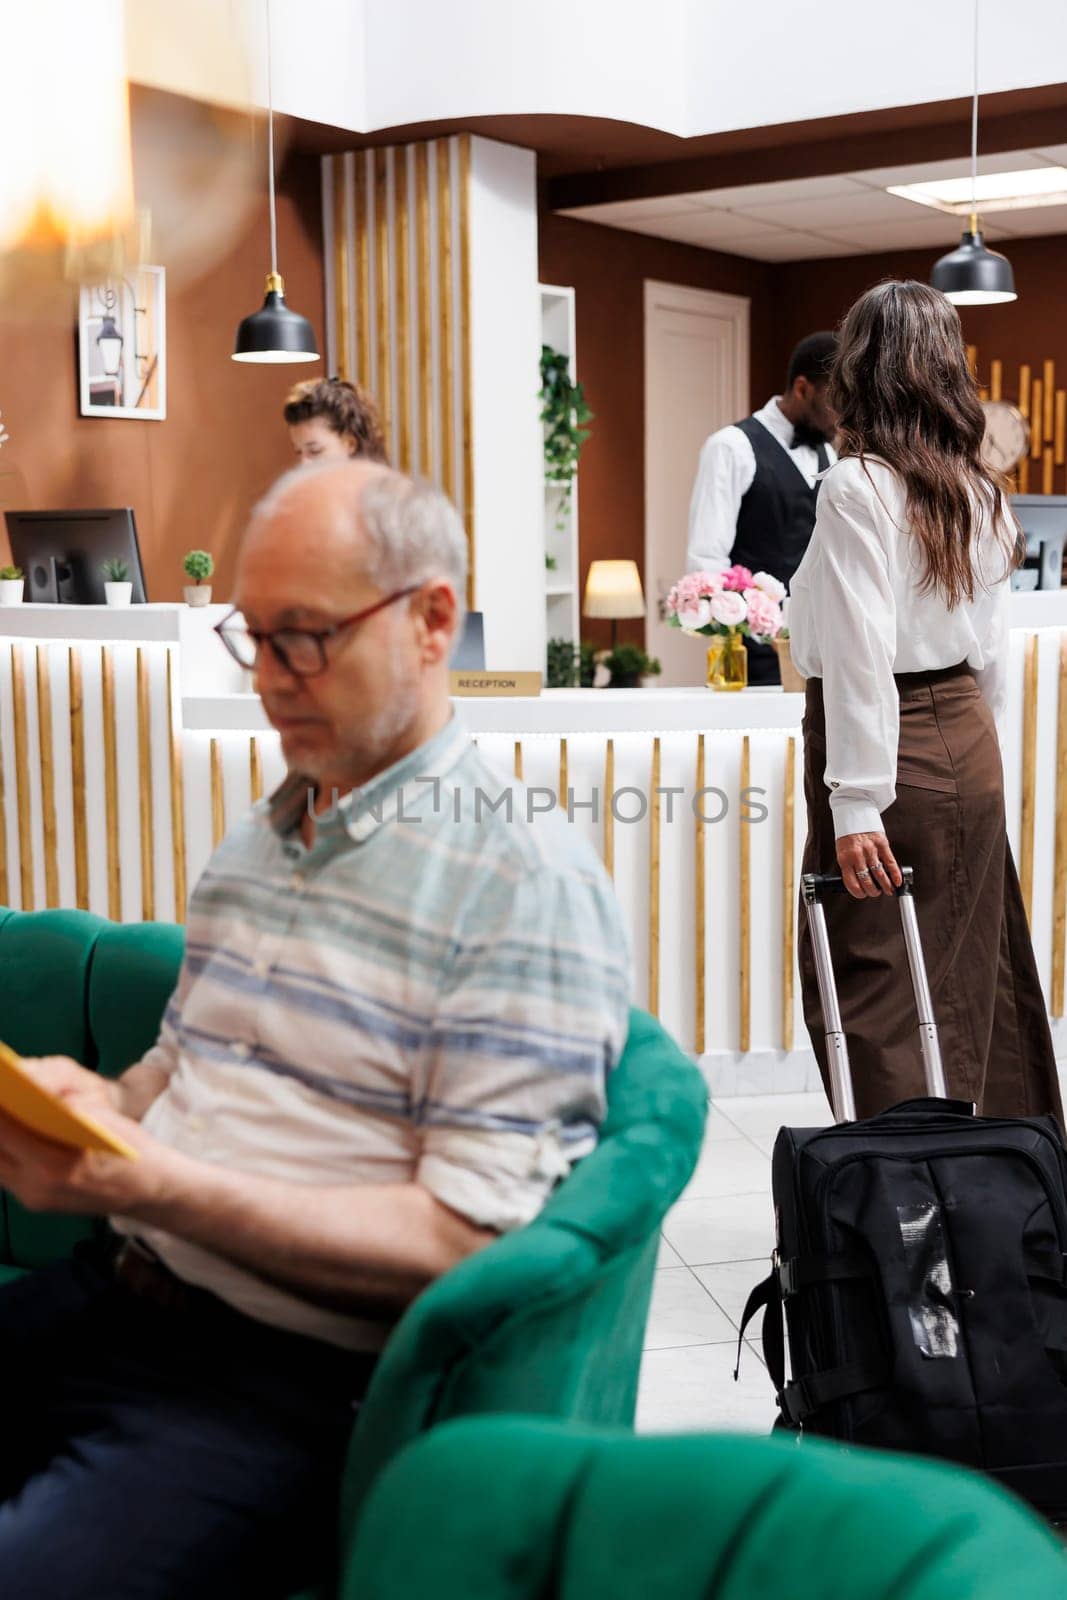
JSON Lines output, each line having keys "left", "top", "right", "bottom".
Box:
{"left": 730, "top": 415, "right": 821, "bottom": 588}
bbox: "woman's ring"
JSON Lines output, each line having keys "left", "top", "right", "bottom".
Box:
{"left": 857, "top": 867, "right": 872, "bottom": 878}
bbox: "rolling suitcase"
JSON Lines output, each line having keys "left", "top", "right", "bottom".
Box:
{"left": 739, "top": 867, "right": 1067, "bottom": 1515}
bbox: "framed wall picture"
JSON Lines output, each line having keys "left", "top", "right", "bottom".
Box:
{"left": 78, "top": 266, "right": 166, "bottom": 420}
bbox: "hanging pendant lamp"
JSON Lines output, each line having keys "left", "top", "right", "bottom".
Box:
{"left": 931, "top": 0, "right": 1016, "bottom": 306}
{"left": 233, "top": 0, "right": 319, "bottom": 363}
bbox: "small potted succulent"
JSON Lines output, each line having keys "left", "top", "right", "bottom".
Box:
{"left": 183, "top": 549, "right": 214, "bottom": 606}
{"left": 604, "top": 642, "right": 661, "bottom": 689}
{"left": 0, "top": 564, "right": 24, "bottom": 605}
{"left": 101, "top": 558, "right": 132, "bottom": 607}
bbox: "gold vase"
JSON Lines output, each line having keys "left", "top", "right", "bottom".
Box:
{"left": 705, "top": 632, "right": 748, "bottom": 691}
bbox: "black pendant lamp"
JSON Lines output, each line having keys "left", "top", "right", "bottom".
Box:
{"left": 930, "top": 0, "right": 1016, "bottom": 307}
{"left": 233, "top": 0, "right": 319, "bottom": 364}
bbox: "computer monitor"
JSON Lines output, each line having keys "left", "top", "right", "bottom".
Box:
{"left": 1010, "top": 496, "right": 1066, "bottom": 591}
{"left": 4, "top": 509, "right": 148, "bottom": 604}
{"left": 450, "top": 610, "right": 485, "bottom": 669}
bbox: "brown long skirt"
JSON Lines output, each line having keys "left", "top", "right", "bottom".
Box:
{"left": 799, "top": 662, "right": 1063, "bottom": 1124}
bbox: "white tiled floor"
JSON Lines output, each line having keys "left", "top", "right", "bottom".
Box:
{"left": 636, "top": 1087, "right": 832, "bottom": 1435}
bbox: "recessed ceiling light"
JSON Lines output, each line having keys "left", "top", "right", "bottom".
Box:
{"left": 889, "top": 166, "right": 1067, "bottom": 215}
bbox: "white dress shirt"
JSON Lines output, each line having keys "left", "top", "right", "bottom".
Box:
{"left": 789, "top": 455, "right": 1011, "bottom": 840}
{"left": 686, "top": 396, "right": 838, "bottom": 573}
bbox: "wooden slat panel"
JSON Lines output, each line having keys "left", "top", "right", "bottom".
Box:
{"left": 374, "top": 147, "right": 392, "bottom": 449}
{"left": 739, "top": 735, "right": 751, "bottom": 1052}
{"left": 415, "top": 142, "right": 433, "bottom": 479}
{"left": 10, "top": 645, "right": 33, "bottom": 910}
{"left": 136, "top": 647, "right": 155, "bottom": 922}
{"left": 210, "top": 737, "right": 225, "bottom": 848}
{"left": 782, "top": 735, "right": 796, "bottom": 1051}
{"left": 695, "top": 733, "right": 705, "bottom": 1055}
{"left": 1044, "top": 360, "right": 1056, "bottom": 440}
{"left": 332, "top": 154, "right": 352, "bottom": 381}
{"left": 68, "top": 649, "right": 89, "bottom": 909}
{"left": 101, "top": 646, "right": 121, "bottom": 920}
{"left": 34, "top": 646, "right": 58, "bottom": 907}
{"left": 1044, "top": 446, "right": 1055, "bottom": 496}
{"left": 436, "top": 139, "right": 456, "bottom": 499}
{"left": 1057, "top": 390, "right": 1066, "bottom": 467}
{"left": 512, "top": 740, "right": 523, "bottom": 782}
{"left": 1053, "top": 634, "right": 1067, "bottom": 1015}
{"left": 1020, "top": 633, "right": 1039, "bottom": 924}
{"left": 166, "top": 650, "right": 187, "bottom": 922}
{"left": 249, "top": 736, "right": 263, "bottom": 804}
{"left": 1020, "top": 363, "right": 1032, "bottom": 418}
{"left": 648, "top": 738, "right": 661, "bottom": 1018}
{"left": 355, "top": 151, "right": 371, "bottom": 386}
{"left": 990, "top": 358, "right": 1002, "bottom": 402}
{"left": 458, "top": 132, "right": 475, "bottom": 608}
{"left": 1031, "top": 381, "right": 1044, "bottom": 459}
{"left": 558, "top": 737, "right": 568, "bottom": 808}
{"left": 965, "top": 343, "right": 977, "bottom": 376}
{"left": 603, "top": 738, "right": 614, "bottom": 879}
{"left": 393, "top": 146, "right": 412, "bottom": 472}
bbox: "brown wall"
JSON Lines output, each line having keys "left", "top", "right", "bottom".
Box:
{"left": 539, "top": 212, "right": 776, "bottom": 650}
{"left": 773, "top": 233, "right": 1067, "bottom": 420}
{"left": 0, "top": 152, "right": 324, "bottom": 602}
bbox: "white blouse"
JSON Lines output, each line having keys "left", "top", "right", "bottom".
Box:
{"left": 789, "top": 455, "right": 1011, "bottom": 840}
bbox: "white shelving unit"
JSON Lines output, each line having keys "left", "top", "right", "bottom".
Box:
{"left": 539, "top": 284, "right": 581, "bottom": 657}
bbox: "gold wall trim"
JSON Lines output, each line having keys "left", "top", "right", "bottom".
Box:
{"left": 68, "top": 649, "right": 89, "bottom": 910}
{"left": 250, "top": 736, "right": 263, "bottom": 804}
{"left": 1057, "top": 390, "right": 1066, "bottom": 467}
{"left": 604, "top": 738, "right": 615, "bottom": 879}
{"left": 374, "top": 147, "right": 392, "bottom": 447}
{"left": 740, "top": 735, "right": 751, "bottom": 1053}
{"left": 782, "top": 735, "right": 796, "bottom": 1052}
{"left": 512, "top": 739, "right": 523, "bottom": 782}
{"left": 393, "top": 146, "right": 412, "bottom": 473}
{"left": 695, "top": 733, "right": 706, "bottom": 1055}
{"left": 458, "top": 133, "right": 475, "bottom": 609}
{"left": 415, "top": 141, "right": 433, "bottom": 479}
{"left": 990, "top": 358, "right": 1002, "bottom": 401}
{"left": 1053, "top": 634, "right": 1067, "bottom": 1016}
{"left": 558, "top": 737, "right": 568, "bottom": 808}
{"left": 648, "top": 738, "right": 661, "bottom": 1018}
{"left": 100, "top": 646, "right": 121, "bottom": 920}
{"left": 35, "top": 646, "right": 59, "bottom": 908}
{"left": 210, "top": 737, "right": 225, "bottom": 848}
{"left": 332, "top": 155, "right": 352, "bottom": 381}
{"left": 1021, "top": 633, "right": 1039, "bottom": 924}
{"left": 1044, "top": 360, "right": 1056, "bottom": 440}
{"left": 136, "top": 647, "right": 155, "bottom": 922}
{"left": 436, "top": 139, "right": 456, "bottom": 501}
{"left": 354, "top": 152, "right": 371, "bottom": 385}
{"left": 10, "top": 645, "right": 33, "bottom": 911}
{"left": 166, "top": 650, "right": 187, "bottom": 923}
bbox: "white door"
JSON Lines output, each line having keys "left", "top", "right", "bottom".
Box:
{"left": 644, "top": 281, "right": 749, "bottom": 687}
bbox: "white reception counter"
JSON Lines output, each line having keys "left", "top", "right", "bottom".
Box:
{"left": 1, "top": 593, "right": 1065, "bottom": 1094}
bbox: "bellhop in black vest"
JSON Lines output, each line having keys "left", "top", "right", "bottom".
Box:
{"left": 732, "top": 416, "right": 830, "bottom": 685}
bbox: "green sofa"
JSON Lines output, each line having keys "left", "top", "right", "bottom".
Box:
{"left": 345, "top": 1416, "right": 1067, "bottom": 1599}
{"left": 0, "top": 907, "right": 708, "bottom": 1584}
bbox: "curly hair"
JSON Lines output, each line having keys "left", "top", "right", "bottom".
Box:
{"left": 283, "top": 378, "right": 388, "bottom": 462}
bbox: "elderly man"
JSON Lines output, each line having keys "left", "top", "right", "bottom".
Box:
{"left": 0, "top": 463, "right": 630, "bottom": 1598}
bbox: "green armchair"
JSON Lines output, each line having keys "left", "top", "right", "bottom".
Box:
{"left": 344, "top": 1416, "right": 1067, "bottom": 1599}
{"left": 0, "top": 908, "right": 707, "bottom": 1586}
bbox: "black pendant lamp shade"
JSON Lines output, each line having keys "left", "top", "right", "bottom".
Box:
{"left": 233, "top": 271, "right": 319, "bottom": 363}
{"left": 931, "top": 221, "right": 1017, "bottom": 307}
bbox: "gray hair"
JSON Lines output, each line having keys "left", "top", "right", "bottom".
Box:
{"left": 359, "top": 471, "right": 468, "bottom": 634}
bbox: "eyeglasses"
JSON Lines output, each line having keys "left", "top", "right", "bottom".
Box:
{"left": 214, "top": 586, "right": 420, "bottom": 678}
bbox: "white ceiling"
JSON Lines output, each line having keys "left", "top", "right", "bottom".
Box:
{"left": 559, "top": 146, "right": 1067, "bottom": 263}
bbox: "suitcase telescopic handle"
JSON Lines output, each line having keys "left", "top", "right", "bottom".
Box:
{"left": 800, "top": 866, "right": 948, "bottom": 1123}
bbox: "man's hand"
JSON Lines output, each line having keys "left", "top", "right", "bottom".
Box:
{"left": 0, "top": 1098, "right": 178, "bottom": 1217}
{"left": 18, "top": 1054, "right": 169, "bottom": 1124}
{"left": 835, "top": 830, "right": 902, "bottom": 899}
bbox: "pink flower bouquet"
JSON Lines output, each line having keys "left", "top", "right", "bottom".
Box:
{"left": 664, "top": 567, "right": 785, "bottom": 642}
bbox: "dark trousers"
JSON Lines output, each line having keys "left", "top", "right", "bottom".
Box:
{"left": 0, "top": 1242, "right": 376, "bottom": 1599}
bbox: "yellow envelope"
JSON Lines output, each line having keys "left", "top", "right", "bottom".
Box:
{"left": 0, "top": 1040, "right": 138, "bottom": 1160}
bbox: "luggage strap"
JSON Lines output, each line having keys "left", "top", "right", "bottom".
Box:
{"left": 735, "top": 1251, "right": 879, "bottom": 1415}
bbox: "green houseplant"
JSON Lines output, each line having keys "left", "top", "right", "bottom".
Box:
{"left": 546, "top": 637, "right": 578, "bottom": 689}
{"left": 101, "top": 557, "right": 132, "bottom": 607}
{"left": 183, "top": 549, "right": 215, "bottom": 608}
{"left": 0, "top": 563, "right": 24, "bottom": 606}
{"left": 539, "top": 344, "right": 593, "bottom": 527}
{"left": 605, "top": 643, "right": 661, "bottom": 689}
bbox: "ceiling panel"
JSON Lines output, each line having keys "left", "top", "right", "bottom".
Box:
{"left": 714, "top": 231, "right": 859, "bottom": 262}
{"left": 560, "top": 196, "right": 707, "bottom": 225}
{"left": 646, "top": 209, "right": 791, "bottom": 245}
{"left": 851, "top": 149, "right": 1051, "bottom": 190}
{"left": 819, "top": 215, "right": 1013, "bottom": 252}
{"left": 732, "top": 189, "right": 944, "bottom": 229}
{"left": 992, "top": 202, "right": 1067, "bottom": 237}
{"left": 682, "top": 175, "right": 867, "bottom": 210}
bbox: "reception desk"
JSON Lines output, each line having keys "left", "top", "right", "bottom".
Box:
{"left": 1, "top": 596, "right": 1065, "bottom": 1094}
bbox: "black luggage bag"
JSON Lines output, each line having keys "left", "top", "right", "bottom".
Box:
{"left": 740, "top": 868, "right": 1067, "bottom": 1515}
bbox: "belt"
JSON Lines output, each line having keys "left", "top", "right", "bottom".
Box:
{"left": 113, "top": 1239, "right": 212, "bottom": 1315}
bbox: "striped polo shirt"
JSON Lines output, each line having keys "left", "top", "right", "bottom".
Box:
{"left": 113, "top": 715, "right": 631, "bottom": 1350}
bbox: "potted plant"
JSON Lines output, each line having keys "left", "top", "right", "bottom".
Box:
{"left": 578, "top": 640, "right": 597, "bottom": 689}
{"left": 546, "top": 637, "right": 578, "bottom": 688}
{"left": 539, "top": 344, "right": 593, "bottom": 528}
{"left": 101, "top": 558, "right": 132, "bottom": 607}
{"left": 0, "top": 564, "right": 24, "bottom": 605}
{"left": 183, "top": 549, "right": 214, "bottom": 606}
{"left": 663, "top": 566, "right": 785, "bottom": 691}
{"left": 604, "top": 642, "right": 661, "bottom": 689}
{"left": 774, "top": 627, "right": 807, "bottom": 693}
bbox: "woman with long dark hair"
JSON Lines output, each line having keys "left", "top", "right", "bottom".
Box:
{"left": 789, "top": 279, "right": 1062, "bottom": 1122}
